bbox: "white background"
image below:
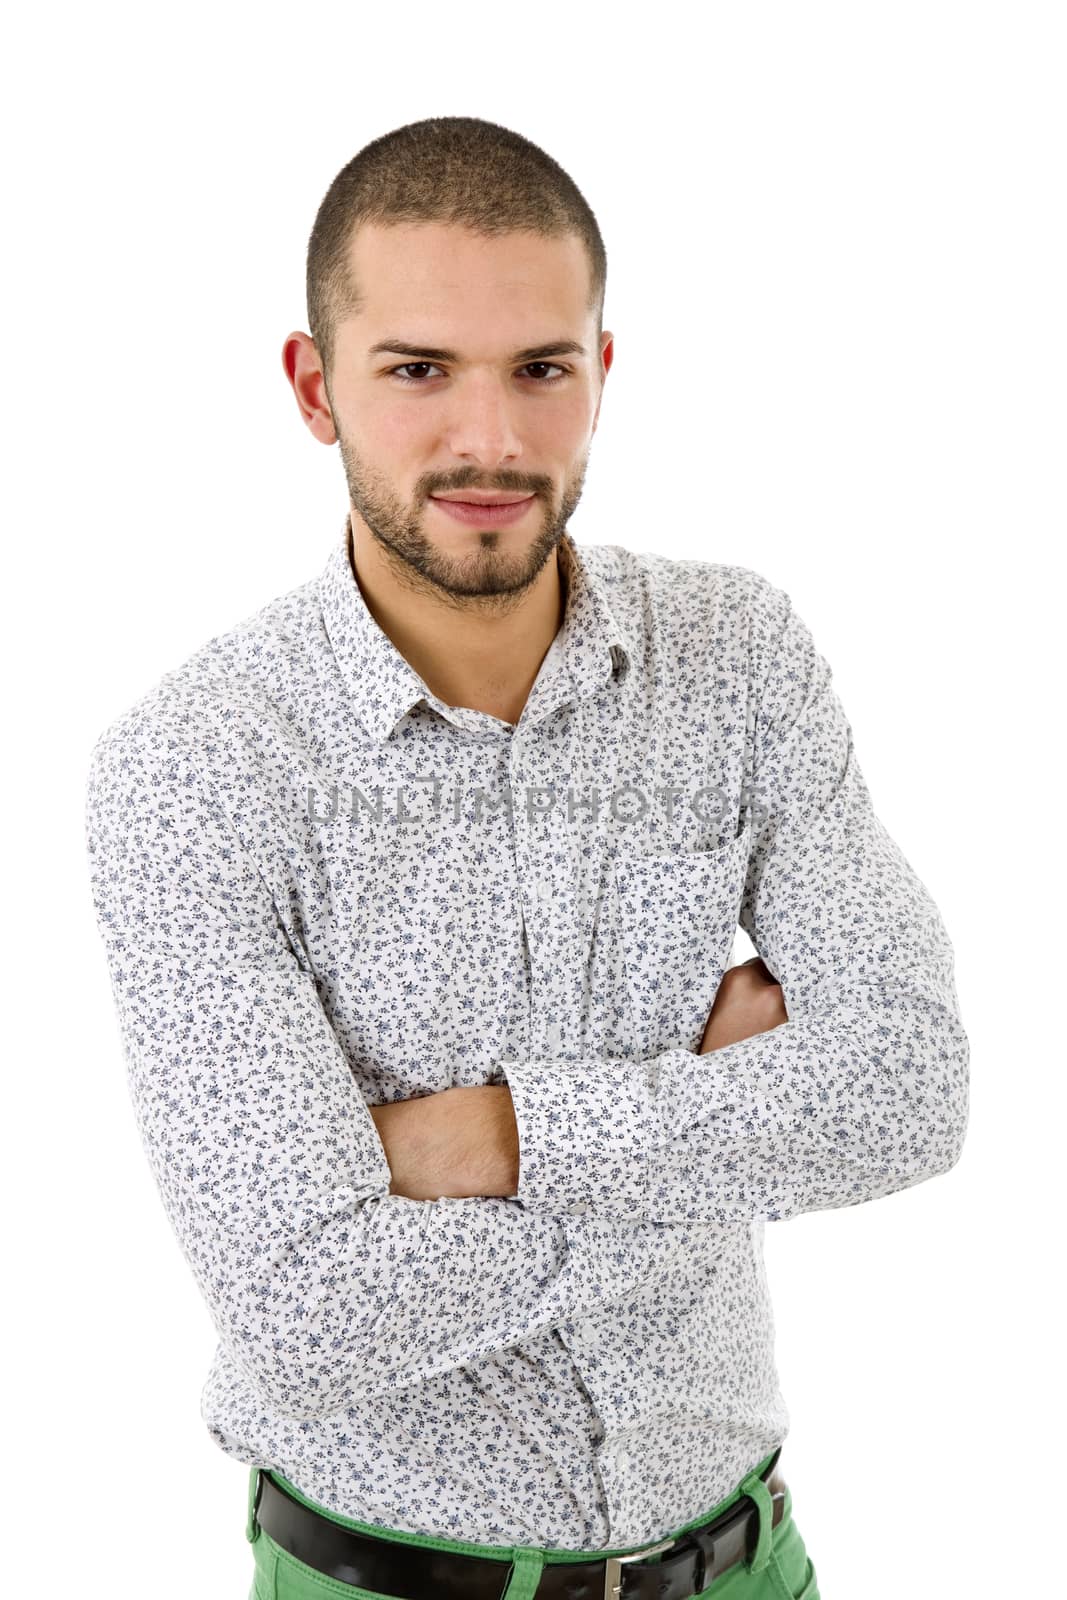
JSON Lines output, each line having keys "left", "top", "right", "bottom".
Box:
{"left": 4, "top": 3, "right": 1064, "bottom": 1596}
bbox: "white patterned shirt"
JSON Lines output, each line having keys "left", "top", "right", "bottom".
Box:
{"left": 84, "top": 516, "right": 969, "bottom": 1551}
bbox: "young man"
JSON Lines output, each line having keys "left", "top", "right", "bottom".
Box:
{"left": 85, "top": 116, "right": 968, "bottom": 1600}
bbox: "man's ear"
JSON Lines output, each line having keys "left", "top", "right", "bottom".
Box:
{"left": 591, "top": 332, "right": 613, "bottom": 436}
{"left": 282, "top": 331, "right": 338, "bottom": 447}
{"left": 600, "top": 330, "right": 615, "bottom": 376}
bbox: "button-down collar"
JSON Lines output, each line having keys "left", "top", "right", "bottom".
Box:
{"left": 319, "top": 515, "right": 635, "bottom": 742}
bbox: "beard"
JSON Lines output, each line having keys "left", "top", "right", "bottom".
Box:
{"left": 334, "top": 424, "right": 589, "bottom": 612}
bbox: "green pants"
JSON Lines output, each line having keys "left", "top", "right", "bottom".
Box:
{"left": 245, "top": 1449, "right": 820, "bottom": 1599}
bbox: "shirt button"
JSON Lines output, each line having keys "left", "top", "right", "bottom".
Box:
{"left": 535, "top": 878, "right": 553, "bottom": 903}
{"left": 545, "top": 1022, "right": 562, "bottom": 1048}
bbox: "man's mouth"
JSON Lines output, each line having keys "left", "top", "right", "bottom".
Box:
{"left": 429, "top": 495, "right": 537, "bottom": 526}
{"left": 431, "top": 493, "right": 534, "bottom": 506}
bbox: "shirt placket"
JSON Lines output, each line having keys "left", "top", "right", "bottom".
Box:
{"left": 510, "top": 713, "right": 575, "bottom": 1059}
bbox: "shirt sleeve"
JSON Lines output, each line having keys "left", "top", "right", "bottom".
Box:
{"left": 498, "top": 575, "right": 970, "bottom": 1225}
{"left": 85, "top": 711, "right": 725, "bottom": 1421}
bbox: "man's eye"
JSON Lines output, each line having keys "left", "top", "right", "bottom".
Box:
{"left": 390, "top": 363, "right": 443, "bottom": 384}
{"left": 389, "top": 363, "right": 568, "bottom": 386}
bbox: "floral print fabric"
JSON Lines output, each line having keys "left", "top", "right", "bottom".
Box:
{"left": 84, "top": 517, "right": 968, "bottom": 1551}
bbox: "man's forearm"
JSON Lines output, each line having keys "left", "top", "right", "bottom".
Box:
{"left": 370, "top": 964, "right": 783, "bottom": 1202}
{"left": 369, "top": 1085, "right": 520, "bottom": 1201}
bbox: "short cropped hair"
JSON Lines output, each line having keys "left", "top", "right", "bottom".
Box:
{"left": 306, "top": 116, "right": 607, "bottom": 384}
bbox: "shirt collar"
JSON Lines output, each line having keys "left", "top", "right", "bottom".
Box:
{"left": 318, "top": 513, "right": 635, "bottom": 742}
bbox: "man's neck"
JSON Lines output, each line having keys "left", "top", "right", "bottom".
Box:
{"left": 347, "top": 518, "right": 569, "bottom": 727}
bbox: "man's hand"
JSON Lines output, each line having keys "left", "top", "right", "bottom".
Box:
{"left": 368, "top": 1085, "right": 520, "bottom": 1202}
{"left": 698, "top": 956, "right": 789, "bottom": 1054}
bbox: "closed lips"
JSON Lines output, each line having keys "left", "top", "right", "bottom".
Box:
{"left": 432, "top": 496, "right": 533, "bottom": 505}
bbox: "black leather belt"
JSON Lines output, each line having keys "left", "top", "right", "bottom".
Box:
{"left": 253, "top": 1446, "right": 786, "bottom": 1599}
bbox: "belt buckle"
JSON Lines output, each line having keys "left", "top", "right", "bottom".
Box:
{"left": 603, "top": 1535, "right": 676, "bottom": 1599}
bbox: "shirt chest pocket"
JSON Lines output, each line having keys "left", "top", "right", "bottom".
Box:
{"left": 612, "top": 822, "right": 752, "bottom": 1058}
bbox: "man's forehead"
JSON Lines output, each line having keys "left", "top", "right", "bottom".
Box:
{"left": 348, "top": 220, "right": 589, "bottom": 295}
{"left": 337, "top": 224, "right": 595, "bottom": 355}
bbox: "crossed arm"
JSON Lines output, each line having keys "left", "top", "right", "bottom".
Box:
{"left": 370, "top": 955, "right": 787, "bottom": 1201}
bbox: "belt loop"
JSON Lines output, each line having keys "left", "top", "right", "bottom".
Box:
{"left": 501, "top": 1544, "right": 545, "bottom": 1599}
{"left": 246, "top": 1466, "right": 263, "bottom": 1545}
{"left": 737, "top": 1469, "right": 774, "bottom": 1575}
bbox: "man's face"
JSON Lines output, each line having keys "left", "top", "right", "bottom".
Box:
{"left": 322, "top": 220, "right": 612, "bottom": 602}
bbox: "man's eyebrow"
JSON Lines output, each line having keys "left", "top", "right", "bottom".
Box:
{"left": 366, "top": 338, "right": 588, "bottom": 364}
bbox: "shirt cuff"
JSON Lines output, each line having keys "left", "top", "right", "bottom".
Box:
{"left": 497, "top": 1048, "right": 752, "bottom": 1218}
